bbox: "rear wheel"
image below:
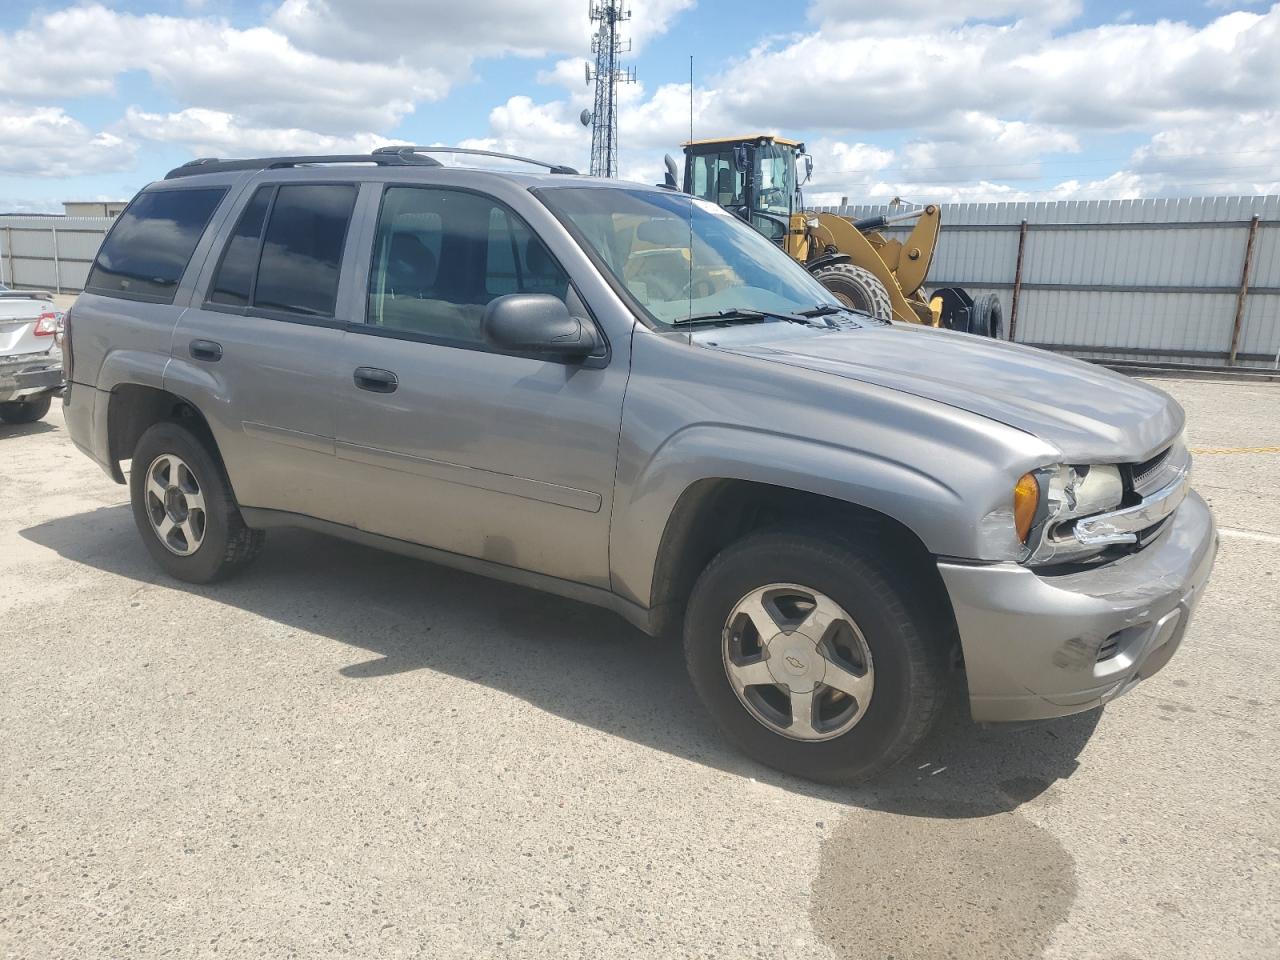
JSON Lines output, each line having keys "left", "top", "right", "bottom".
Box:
{"left": 811, "top": 263, "right": 893, "bottom": 321}
{"left": 0, "top": 395, "right": 52, "bottom": 424}
{"left": 129, "top": 421, "right": 264, "bottom": 583}
{"left": 683, "top": 530, "right": 947, "bottom": 784}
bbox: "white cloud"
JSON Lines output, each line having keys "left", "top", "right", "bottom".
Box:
{"left": 0, "top": 103, "right": 136, "bottom": 178}
{"left": 897, "top": 113, "right": 1080, "bottom": 181}
{"left": 809, "top": 0, "right": 1082, "bottom": 29}
{"left": 121, "top": 108, "right": 395, "bottom": 157}
{"left": 0, "top": 0, "right": 693, "bottom": 147}
{"left": 271, "top": 0, "right": 693, "bottom": 61}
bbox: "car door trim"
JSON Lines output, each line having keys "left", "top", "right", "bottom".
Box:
{"left": 242, "top": 420, "right": 336, "bottom": 455}
{"left": 334, "top": 438, "right": 602, "bottom": 513}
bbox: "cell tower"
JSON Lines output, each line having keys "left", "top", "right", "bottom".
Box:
{"left": 581, "top": 2, "right": 636, "bottom": 178}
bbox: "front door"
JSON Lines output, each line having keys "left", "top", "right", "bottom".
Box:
{"left": 335, "top": 185, "right": 627, "bottom": 587}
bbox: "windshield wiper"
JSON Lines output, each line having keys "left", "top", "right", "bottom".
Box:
{"left": 675, "top": 307, "right": 835, "bottom": 329}
{"left": 672, "top": 309, "right": 768, "bottom": 327}
{"left": 797, "top": 304, "right": 843, "bottom": 318}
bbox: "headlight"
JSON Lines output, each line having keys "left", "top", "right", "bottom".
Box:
{"left": 1018, "top": 463, "right": 1125, "bottom": 565}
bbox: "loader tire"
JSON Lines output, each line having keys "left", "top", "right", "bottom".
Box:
{"left": 811, "top": 263, "right": 893, "bottom": 322}
{"left": 971, "top": 293, "right": 1004, "bottom": 339}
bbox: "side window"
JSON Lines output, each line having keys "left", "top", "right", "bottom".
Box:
{"left": 254, "top": 184, "right": 356, "bottom": 317}
{"left": 367, "top": 186, "right": 569, "bottom": 347}
{"left": 208, "top": 187, "right": 271, "bottom": 306}
{"left": 86, "top": 188, "right": 226, "bottom": 303}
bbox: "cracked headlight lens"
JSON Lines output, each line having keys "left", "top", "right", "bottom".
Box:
{"left": 1024, "top": 463, "right": 1125, "bottom": 564}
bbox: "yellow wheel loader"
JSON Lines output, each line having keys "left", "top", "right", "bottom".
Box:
{"left": 666, "top": 135, "right": 1001, "bottom": 336}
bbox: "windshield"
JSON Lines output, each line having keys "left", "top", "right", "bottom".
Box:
{"left": 537, "top": 186, "right": 840, "bottom": 327}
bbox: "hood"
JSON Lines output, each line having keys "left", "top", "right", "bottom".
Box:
{"left": 709, "top": 323, "right": 1182, "bottom": 463}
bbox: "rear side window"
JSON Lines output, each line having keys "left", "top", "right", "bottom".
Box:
{"left": 207, "top": 183, "right": 356, "bottom": 319}
{"left": 255, "top": 184, "right": 356, "bottom": 317}
{"left": 86, "top": 188, "right": 226, "bottom": 303}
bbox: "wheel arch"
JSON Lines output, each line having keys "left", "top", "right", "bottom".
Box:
{"left": 106, "top": 383, "right": 221, "bottom": 482}
{"left": 644, "top": 477, "right": 956, "bottom": 642}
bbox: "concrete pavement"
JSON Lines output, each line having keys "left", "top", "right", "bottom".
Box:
{"left": 1, "top": 379, "right": 1277, "bottom": 959}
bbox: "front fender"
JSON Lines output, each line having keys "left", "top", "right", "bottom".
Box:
{"left": 609, "top": 422, "right": 966, "bottom": 608}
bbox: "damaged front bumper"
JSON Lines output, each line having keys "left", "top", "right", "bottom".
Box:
{"left": 939, "top": 490, "right": 1218, "bottom": 723}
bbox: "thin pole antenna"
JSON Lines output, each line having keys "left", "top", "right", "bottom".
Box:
{"left": 687, "top": 53, "right": 694, "bottom": 322}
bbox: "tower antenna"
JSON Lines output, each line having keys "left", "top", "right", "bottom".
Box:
{"left": 585, "top": 2, "right": 635, "bottom": 178}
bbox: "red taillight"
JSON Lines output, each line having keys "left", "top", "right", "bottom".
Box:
{"left": 34, "top": 310, "right": 59, "bottom": 336}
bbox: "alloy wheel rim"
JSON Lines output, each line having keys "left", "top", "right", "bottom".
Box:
{"left": 144, "top": 453, "right": 206, "bottom": 556}
{"left": 721, "top": 582, "right": 874, "bottom": 741}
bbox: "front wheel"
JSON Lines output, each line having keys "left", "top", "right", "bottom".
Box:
{"left": 683, "top": 530, "right": 947, "bottom": 784}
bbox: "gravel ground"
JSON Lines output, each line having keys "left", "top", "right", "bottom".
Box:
{"left": 2, "top": 378, "right": 1277, "bottom": 959}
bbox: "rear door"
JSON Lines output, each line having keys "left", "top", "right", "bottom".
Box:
{"left": 170, "top": 180, "right": 360, "bottom": 524}
{"left": 334, "top": 183, "right": 628, "bottom": 587}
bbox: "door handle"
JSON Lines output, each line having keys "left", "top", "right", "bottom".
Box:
{"left": 353, "top": 366, "right": 399, "bottom": 393}
{"left": 189, "top": 339, "right": 222, "bottom": 362}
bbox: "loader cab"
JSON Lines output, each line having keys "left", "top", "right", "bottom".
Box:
{"left": 682, "top": 135, "right": 807, "bottom": 249}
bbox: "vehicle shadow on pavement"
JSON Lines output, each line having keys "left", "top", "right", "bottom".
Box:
{"left": 0, "top": 420, "right": 56, "bottom": 439}
{"left": 22, "top": 504, "right": 1101, "bottom": 818}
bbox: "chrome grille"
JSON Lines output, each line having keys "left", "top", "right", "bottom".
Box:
{"left": 1132, "top": 446, "right": 1170, "bottom": 490}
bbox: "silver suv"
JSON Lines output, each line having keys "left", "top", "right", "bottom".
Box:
{"left": 63, "top": 148, "right": 1217, "bottom": 783}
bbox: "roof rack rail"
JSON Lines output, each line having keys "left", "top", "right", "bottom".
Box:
{"left": 163, "top": 153, "right": 442, "bottom": 180}
{"left": 371, "top": 145, "right": 579, "bottom": 175}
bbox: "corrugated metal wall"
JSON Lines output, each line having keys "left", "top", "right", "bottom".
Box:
{"left": 0, "top": 216, "right": 114, "bottom": 294}
{"left": 4, "top": 197, "right": 1278, "bottom": 368}
{"left": 818, "top": 195, "right": 1280, "bottom": 369}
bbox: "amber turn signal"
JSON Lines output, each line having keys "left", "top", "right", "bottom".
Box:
{"left": 1013, "top": 472, "right": 1040, "bottom": 543}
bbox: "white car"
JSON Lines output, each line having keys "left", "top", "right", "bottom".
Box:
{"left": 0, "top": 284, "right": 64, "bottom": 424}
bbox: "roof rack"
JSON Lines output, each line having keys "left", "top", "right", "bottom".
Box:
{"left": 163, "top": 152, "right": 442, "bottom": 180}
{"left": 371, "top": 145, "right": 579, "bottom": 175}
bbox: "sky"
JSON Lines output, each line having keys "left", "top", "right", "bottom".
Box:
{"left": 1, "top": 0, "right": 1278, "bottom": 212}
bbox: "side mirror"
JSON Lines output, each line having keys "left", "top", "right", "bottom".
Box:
{"left": 482, "top": 294, "right": 600, "bottom": 359}
{"left": 663, "top": 153, "right": 680, "bottom": 190}
{"left": 802, "top": 154, "right": 813, "bottom": 185}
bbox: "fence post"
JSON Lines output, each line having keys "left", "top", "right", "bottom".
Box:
{"left": 51, "top": 227, "right": 61, "bottom": 294}
{"left": 2, "top": 226, "right": 11, "bottom": 287}
{"left": 1008, "top": 219, "right": 1029, "bottom": 342}
{"left": 1229, "top": 215, "right": 1261, "bottom": 366}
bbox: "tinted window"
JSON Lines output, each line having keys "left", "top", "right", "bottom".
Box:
{"left": 86, "top": 188, "right": 226, "bottom": 303}
{"left": 208, "top": 187, "right": 271, "bottom": 306}
{"left": 253, "top": 184, "right": 356, "bottom": 317}
{"left": 367, "top": 187, "right": 568, "bottom": 346}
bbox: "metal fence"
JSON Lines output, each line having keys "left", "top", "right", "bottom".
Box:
{"left": 3, "top": 196, "right": 1279, "bottom": 369}
{"left": 0, "top": 216, "right": 114, "bottom": 295}
{"left": 818, "top": 195, "right": 1280, "bottom": 369}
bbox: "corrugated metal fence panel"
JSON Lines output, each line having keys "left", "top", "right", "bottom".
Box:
{"left": 813, "top": 195, "right": 1280, "bottom": 367}
{"left": 0, "top": 216, "right": 113, "bottom": 293}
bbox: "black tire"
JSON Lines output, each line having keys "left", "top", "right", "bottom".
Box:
{"left": 683, "top": 529, "right": 947, "bottom": 784}
{"left": 129, "top": 420, "right": 264, "bottom": 583}
{"left": 811, "top": 263, "right": 893, "bottom": 321}
{"left": 970, "top": 293, "right": 1004, "bottom": 339}
{"left": 0, "top": 395, "right": 52, "bottom": 424}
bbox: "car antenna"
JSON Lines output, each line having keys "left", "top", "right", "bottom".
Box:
{"left": 687, "top": 53, "right": 694, "bottom": 325}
